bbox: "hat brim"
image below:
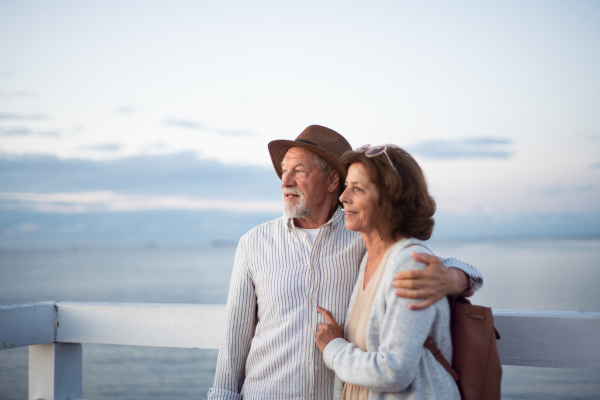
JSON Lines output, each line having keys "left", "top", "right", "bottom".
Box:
{"left": 268, "top": 139, "right": 346, "bottom": 182}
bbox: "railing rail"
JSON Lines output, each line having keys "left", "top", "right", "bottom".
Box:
{"left": 2, "top": 302, "right": 600, "bottom": 399}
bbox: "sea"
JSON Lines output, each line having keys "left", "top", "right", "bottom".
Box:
{"left": 1, "top": 237, "right": 599, "bottom": 400}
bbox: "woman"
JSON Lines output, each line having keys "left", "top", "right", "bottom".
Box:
{"left": 315, "top": 144, "right": 460, "bottom": 400}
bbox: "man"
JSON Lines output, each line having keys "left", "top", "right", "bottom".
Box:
{"left": 208, "top": 125, "right": 482, "bottom": 400}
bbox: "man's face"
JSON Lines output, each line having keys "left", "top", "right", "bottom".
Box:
{"left": 281, "top": 147, "right": 331, "bottom": 219}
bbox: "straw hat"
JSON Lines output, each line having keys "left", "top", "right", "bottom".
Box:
{"left": 268, "top": 125, "right": 352, "bottom": 181}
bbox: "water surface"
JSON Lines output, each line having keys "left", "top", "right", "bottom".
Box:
{"left": 1, "top": 238, "right": 599, "bottom": 399}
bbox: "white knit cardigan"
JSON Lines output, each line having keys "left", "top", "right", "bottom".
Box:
{"left": 322, "top": 238, "right": 461, "bottom": 400}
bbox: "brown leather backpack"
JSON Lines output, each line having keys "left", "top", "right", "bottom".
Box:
{"left": 424, "top": 296, "right": 502, "bottom": 400}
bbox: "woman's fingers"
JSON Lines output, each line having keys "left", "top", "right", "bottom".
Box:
{"left": 315, "top": 320, "right": 343, "bottom": 353}
{"left": 317, "top": 323, "right": 328, "bottom": 331}
{"left": 315, "top": 332, "right": 330, "bottom": 352}
{"left": 316, "top": 306, "right": 338, "bottom": 326}
{"left": 315, "top": 308, "right": 344, "bottom": 353}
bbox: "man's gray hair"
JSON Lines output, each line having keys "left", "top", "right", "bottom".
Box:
{"left": 313, "top": 153, "right": 335, "bottom": 176}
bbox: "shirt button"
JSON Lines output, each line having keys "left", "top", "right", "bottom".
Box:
{"left": 306, "top": 395, "right": 310, "bottom": 398}
{"left": 306, "top": 361, "right": 311, "bottom": 366}
{"left": 308, "top": 327, "right": 313, "bottom": 332}
{"left": 310, "top": 263, "right": 314, "bottom": 268}
{"left": 309, "top": 295, "right": 314, "bottom": 300}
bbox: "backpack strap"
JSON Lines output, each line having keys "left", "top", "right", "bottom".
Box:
{"left": 405, "top": 242, "right": 460, "bottom": 381}
{"left": 403, "top": 243, "right": 433, "bottom": 254}
{"left": 424, "top": 336, "right": 459, "bottom": 381}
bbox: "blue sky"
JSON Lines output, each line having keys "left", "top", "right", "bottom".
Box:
{"left": 1, "top": 1, "right": 599, "bottom": 246}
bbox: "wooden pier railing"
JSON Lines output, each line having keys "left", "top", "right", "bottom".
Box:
{"left": 2, "top": 301, "right": 599, "bottom": 400}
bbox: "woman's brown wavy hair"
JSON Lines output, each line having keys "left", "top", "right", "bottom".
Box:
{"left": 340, "top": 146, "right": 436, "bottom": 241}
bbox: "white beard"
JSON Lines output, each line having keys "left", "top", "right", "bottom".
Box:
{"left": 283, "top": 188, "right": 311, "bottom": 218}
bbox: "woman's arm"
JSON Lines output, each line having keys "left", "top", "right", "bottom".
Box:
{"left": 317, "top": 248, "right": 438, "bottom": 392}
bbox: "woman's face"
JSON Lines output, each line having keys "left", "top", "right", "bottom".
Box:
{"left": 339, "top": 163, "right": 380, "bottom": 235}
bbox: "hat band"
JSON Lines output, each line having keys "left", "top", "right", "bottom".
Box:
{"left": 295, "top": 139, "right": 318, "bottom": 147}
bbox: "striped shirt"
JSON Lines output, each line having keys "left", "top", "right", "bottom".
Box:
{"left": 208, "top": 207, "right": 482, "bottom": 400}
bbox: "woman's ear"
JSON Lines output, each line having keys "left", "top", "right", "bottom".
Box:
{"left": 328, "top": 170, "right": 340, "bottom": 193}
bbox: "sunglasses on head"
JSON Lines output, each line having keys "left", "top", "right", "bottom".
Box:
{"left": 354, "top": 144, "right": 399, "bottom": 171}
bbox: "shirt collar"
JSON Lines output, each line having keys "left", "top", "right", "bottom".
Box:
{"left": 285, "top": 206, "right": 345, "bottom": 232}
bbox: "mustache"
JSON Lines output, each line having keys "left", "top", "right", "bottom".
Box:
{"left": 283, "top": 188, "right": 304, "bottom": 197}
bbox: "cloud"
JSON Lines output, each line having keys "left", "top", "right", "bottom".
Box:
{"left": 433, "top": 211, "right": 600, "bottom": 239}
{"left": 575, "top": 184, "right": 595, "bottom": 192}
{"left": 3, "top": 222, "right": 41, "bottom": 236}
{"left": 0, "top": 152, "right": 281, "bottom": 200}
{"left": 0, "top": 71, "right": 15, "bottom": 78}
{"left": 540, "top": 186, "right": 565, "bottom": 196}
{"left": 0, "top": 112, "right": 50, "bottom": 120}
{"left": 0, "top": 127, "right": 59, "bottom": 137}
{"left": 142, "top": 142, "right": 166, "bottom": 150}
{"left": 163, "top": 118, "right": 257, "bottom": 137}
{"left": 539, "top": 184, "right": 597, "bottom": 196}
{"left": 115, "top": 106, "right": 134, "bottom": 114}
{"left": 164, "top": 118, "right": 205, "bottom": 130}
{"left": 0, "top": 127, "right": 34, "bottom": 136}
{"left": 0, "top": 90, "right": 36, "bottom": 99}
{"left": 1, "top": 124, "right": 84, "bottom": 138}
{"left": 79, "top": 143, "right": 122, "bottom": 151}
{"left": 591, "top": 163, "right": 600, "bottom": 169}
{"left": 212, "top": 127, "right": 257, "bottom": 137}
{"left": 0, "top": 191, "right": 281, "bottom": 213}
{"left": 0, "top": 209, "right": 281, "bottom": 248}
{"left": 69, "top": 124, "right": 85, "bottom": 135}
{"left": 409, "top": 137, "right": 512, "bottom": 160}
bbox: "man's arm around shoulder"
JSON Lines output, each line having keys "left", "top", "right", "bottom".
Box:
{"left": 392, "top": 252, "right": 484, "bottom": 310}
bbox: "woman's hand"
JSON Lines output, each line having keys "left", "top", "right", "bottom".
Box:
{"left": 316, "top": 306, "right": 344, "bottom": 353}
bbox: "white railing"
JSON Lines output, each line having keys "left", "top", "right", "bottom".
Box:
{"left": 2, "top": 302, "right": 600, "bottom": 400}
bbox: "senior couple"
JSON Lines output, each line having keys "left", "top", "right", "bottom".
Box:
{"left": 208, "top": 125, "right": 482, "bottom": 400}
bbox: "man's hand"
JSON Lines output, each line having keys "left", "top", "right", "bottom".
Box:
{"left": 315, "top": 306, "right": 344, "bottom": 352}
{"left": 392, "top": 252, "right": 473, "bottom": 310}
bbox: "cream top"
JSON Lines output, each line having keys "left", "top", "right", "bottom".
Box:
{"left": 342, "top": 246, "right": 394, "bottom": 400}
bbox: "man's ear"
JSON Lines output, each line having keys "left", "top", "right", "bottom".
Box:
{"left": 328, "top": 170, "right": 340, "bottom": 193}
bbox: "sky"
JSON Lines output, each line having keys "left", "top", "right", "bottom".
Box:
{"left": 1, "top": 0, "right": 599, "bottom": 246}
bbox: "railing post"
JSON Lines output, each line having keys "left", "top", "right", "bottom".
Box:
{"left": 29, "top": 342, "right": 82, "bottom": 400}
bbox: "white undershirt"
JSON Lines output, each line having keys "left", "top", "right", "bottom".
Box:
{"left": 297, "top": 227, "right": 321, "bottom": 245}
